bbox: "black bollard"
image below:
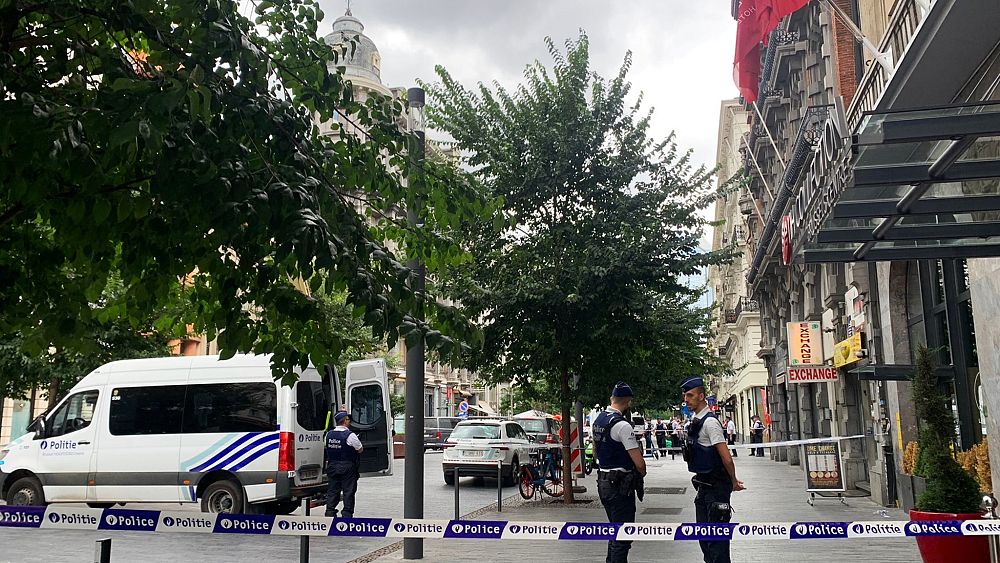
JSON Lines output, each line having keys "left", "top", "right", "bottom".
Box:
{"left": 94, "top": 538, "right": 111, "bottom": 563}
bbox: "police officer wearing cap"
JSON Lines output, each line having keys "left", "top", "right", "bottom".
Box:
{"left": 325, "top": 410, "right": 363, "bottom": 518}
{"left": 680, "top": 376, "right": 745, "bottom": 563}
{"left": 593, "top": 382, "right": 647, "bottom": 563}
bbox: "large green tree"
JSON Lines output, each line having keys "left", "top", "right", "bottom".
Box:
{"left": 1, "top": 0, "right": 491, "bottom": 384}
{"left": 425, "top": 34, "right": 728, "bottom": 501}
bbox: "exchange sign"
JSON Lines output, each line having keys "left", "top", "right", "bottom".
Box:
{"left": 788, "top": 367, "right": 839, "bottom": 384}
{"left": 787, "top": 321, "right": 823, "bottom": 366}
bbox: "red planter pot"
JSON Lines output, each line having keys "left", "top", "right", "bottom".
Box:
{"left": 909, "top": 509, "right": 989, "bottom": 563}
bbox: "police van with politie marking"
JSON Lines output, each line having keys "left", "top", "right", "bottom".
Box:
{"left": 0, "top": 354, "right": 392, "bottom": 514}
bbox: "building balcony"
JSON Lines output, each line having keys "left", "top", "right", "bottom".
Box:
{"left": 847, "top": 0, "right": 928, "bottom": 131}
{"left": 734, "top": 297, "right": 759, "bottom": 318}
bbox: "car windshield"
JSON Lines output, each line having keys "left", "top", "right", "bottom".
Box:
{"left": 516, "top": 419, "right": 547, "bottom": 433}
{"left": 450, "top": 424, "right": 501, "bottom": 440}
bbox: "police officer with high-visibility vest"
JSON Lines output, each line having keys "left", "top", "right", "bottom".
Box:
{"left": 680, "top": 376, "right": 745, "bottom": 563}
{"left": 325, "top": 410, "right": 363, "bottom": 518}
{"left": 593, "top": 382, "right": 646, "bottom": 563}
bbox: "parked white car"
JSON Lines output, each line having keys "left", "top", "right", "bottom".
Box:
{"left": 441, "top": 420, "right": 532, "bottom": 486}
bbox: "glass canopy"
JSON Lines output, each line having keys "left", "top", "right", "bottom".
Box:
{"left": 802, "top": 101, "right": 1000, "bottom": 263}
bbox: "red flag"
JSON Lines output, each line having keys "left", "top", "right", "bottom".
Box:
{"left": 733, "top": 0, "right": 810, "bottom": 103}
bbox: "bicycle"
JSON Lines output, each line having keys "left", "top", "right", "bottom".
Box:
{"left": 518, "top": 445, "right": 564, "bottom": 499}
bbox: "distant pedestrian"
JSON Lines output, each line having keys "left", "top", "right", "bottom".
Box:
{"left": 593, "top": 382, "right": 647, "bottom": 563}
{"left": 725, "top": 417, "right": 738, "bottom": 457}
{"left": 750, "top": 415, "right": 765, "bottom": 457}
{"left": 643, "top": 420, "right": 658, "bottom": 458}
{"left": 325, "top": 411, "right": 363, "bottom": 518}
{"left": 680, "top": 377, "right": 745, "bottom": 563}
{"left": 654, "top": 418, "right": 668, "bottom": 456}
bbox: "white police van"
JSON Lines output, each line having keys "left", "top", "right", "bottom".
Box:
{"left": 0, "top": 354, "right": 392, "bottom": 514}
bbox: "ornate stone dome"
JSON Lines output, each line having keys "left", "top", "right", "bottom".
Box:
{"left": 323, "top": 8, "right": 382, "bottom": 86}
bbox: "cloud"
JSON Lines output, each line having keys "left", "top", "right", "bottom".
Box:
{"left": 320, "top": 1, "right": 737, "bottom": 169}
{"left": 319, "top": 1, "right": 737, "bottom": 261}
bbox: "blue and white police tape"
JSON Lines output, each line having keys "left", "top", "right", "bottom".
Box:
{"left": 2, "top": 506, "right": 1000, "bottom": 540}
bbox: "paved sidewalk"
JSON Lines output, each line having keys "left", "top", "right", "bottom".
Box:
{"left": 376, "top": 454, "right": 920, "bottom": 562}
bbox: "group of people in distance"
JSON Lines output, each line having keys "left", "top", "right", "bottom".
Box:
{"left": 636, "top": 413, "right": 767, "bottom": 459}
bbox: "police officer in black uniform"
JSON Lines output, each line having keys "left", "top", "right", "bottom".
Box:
{"left": 593, "top": 382, "right": 647, "bottom": 563}
{"left": 680, "top": 376, "right": 745, "bottom": 563}
{"left": 325, "top": 410, "right": 364, "bottom": 518}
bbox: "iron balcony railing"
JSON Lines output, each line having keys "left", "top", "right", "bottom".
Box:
{"left": 846, "top": 0, "right": 930, "bottom": 130}
{"left": 734, "top": 297, "right": 760, "bottom": 317}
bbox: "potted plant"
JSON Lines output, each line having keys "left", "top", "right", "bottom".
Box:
{"left": 909, "top": 346, "right": 988, "bottom": 563}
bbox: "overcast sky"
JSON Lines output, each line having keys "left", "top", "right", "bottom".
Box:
{"left": 318, "top": 0, "right": 738, "bottom": 174}
{"left": 316, "top": 1, "right": 737, "bottom": 298}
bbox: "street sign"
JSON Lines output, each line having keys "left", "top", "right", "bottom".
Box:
{"left": 803, "top": 442, "right": 846, "bottom": 492}
{"left": 787, "top": 366, "right": 839, "bottom": 383}
{"left": 458, "top": 400, "right": 469, "bottom": 413}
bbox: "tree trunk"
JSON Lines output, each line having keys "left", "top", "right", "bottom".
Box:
{"left": 47, "top": 377, "right": 60, "bottom": 408}
{"left": 561, "top": 366, "right": 575, "bottom": 504}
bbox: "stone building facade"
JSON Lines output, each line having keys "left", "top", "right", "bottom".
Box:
{"left": 728, "top": 0, "right": 1000, "bottom": 507}
{"left": 708, "top": 99, "right": 769, "bottom": 442}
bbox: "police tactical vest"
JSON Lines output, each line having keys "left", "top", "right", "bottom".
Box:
{"left": 686, "top": 412, "right": 725, "bottom": 476}
{"left": 325, "top": 428, "right": 359, "bottom": 464}
{"left": 593, "top": 410, "right": 636, "bottom": 471}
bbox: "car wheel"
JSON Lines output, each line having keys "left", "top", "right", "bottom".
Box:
{"left": 87, "top": 502, "right": 115, "bottom": 509}
{"left": 502, "top": 456, "right": 518, "bottom": 487}
{"left": 443, "top": 471, "right": 455, "bottom": 486}
{"left": 201, "top": 479, "right": 246, "bottom": 514}
{"left": 5, "top": 476, "right": 45, "bottom": 506}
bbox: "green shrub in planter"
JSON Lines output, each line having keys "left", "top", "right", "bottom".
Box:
{"left": 912, "top": 346, "right": 981, "bottom": 514}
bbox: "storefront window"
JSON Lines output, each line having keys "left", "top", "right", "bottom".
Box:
{"left": 960, "top": 299, "right": 978, "bottom": 367}
{"left": 933, "top": 261, "right": 946, "bottom": 305}
{"left": 905, "top": 261, "right": 926, "bottom": 363}
{"left": 935, "top": 312, "right": 952, "bottom": 365}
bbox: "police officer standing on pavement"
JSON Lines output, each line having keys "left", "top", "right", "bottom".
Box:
{"left": 680, "top": 376, "right": 745, "bottom": 563}
{"left": 325, "top": 410, "right": 363, "bottom": 518}
{"left": 593, "top": 382, "right": 647, "bottom": 563}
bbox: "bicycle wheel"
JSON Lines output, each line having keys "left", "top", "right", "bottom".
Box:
{"left": 518, "top": 466, "right": 536, "bottom": 500}
{"left": 542, "top": 477, "right": 564, "bottom": 498}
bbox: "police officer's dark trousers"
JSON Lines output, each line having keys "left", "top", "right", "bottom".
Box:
{"left": 597, "top": 472, "right": 636, "bottom": 563}
{"left": 326, "top": 461, "right": 359, "bottom": 518}
{"left": 693, "top": 476, "right": 733, "bottom": 563}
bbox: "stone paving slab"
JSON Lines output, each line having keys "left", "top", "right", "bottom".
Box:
{"left": 376, "top": 455, "right": 921, "bottom": 562}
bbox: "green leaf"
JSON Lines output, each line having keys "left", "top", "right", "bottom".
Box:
{"left": 92, "top": 199, "right": 111, "bottom": 224}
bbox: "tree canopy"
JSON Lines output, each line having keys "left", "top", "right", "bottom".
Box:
{"left": 424, "top": 34, "right": 729, "bottom": 498}
{"left": 1, "top": 0, "right": 492, "bottom": 383}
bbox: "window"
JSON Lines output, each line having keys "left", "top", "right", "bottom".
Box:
{"left": 509, "top": 425, "right": 528, "bottom": 441}
{"left": 109, "top": 386, "right": 185, "bottom": 435}
{"left": 47, "top": 391, "right": 99, "bottom": 437}
{"left": 450, "top": 424, "right": 500, "bottom": 440}
{"left": 516, "top": 419, "right": 547, "bottom": 433}
{"left": 350, "top": 384, "right": 385, "bottom": 426}
{"left": 183, "top": 383, "right": 277, "bottom": 433}
{"left": 296, "top": 381, "right": 327, "bottom": 431}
